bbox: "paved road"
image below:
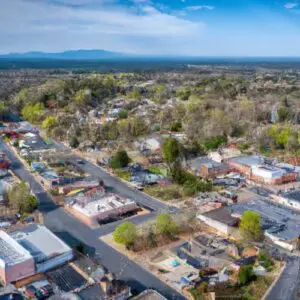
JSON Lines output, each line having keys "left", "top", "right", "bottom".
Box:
{"left": 0, "top": 140, "right": 185, "bottom": 299}
{"left": 266, "top": 256, "right": 300, "bottom": 300}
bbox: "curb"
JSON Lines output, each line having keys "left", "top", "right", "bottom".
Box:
{"left": 262, "top": 262, "right": 286, "bottom": 300}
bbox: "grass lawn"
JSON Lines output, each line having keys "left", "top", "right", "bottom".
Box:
{"left": 144, "top": 184, "right": 183, "bottom": 201}
{"left": 148, "top": 166, "right": 167, "bottom": 176}
{"left": 114, "top": 169, "right": 131, "bottom": 181}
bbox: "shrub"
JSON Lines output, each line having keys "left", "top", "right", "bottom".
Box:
{"left": 155, "top": 214, "right": 179, "bottom": 238}
{"left": 110, "top": 150, "right": 130, "bottom": 169}
{"left": 238, "top": 265, "right": 255, "bottom": 286}
{"left": 113, "top": 222, "right": 137, "bottom": 247}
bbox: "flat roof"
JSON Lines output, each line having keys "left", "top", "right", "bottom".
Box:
{"left": 229, "top": 155, "right": 264, "bottom": 167}
{"left": 0, "top": 231, "right": 32, "bottom": 266}
{"left": 229, "top": 199, "right": 300, "bottom": 241}
{"left": 10, "top": 224, "right": 72, "bottom": 263}
{"left": 202, "top": 207, "right": 239, "bottom": 226}
{"left": 72, "top": 194, "right": 137, "bottom": 217}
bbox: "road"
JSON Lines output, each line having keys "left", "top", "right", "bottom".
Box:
{"left": 0, "top": 140, "right": 185, "bottom": 299}
{"left": 266, "top": 256, "right": 300, "bottom": 300}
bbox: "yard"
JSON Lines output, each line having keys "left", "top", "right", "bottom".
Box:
{"left": 144, "top": 184, "right": 184, "bottom": 201}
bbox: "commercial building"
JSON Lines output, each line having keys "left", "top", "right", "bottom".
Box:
{"left": 227, "top": 156, "right": 297, "bottom": 185}
{"left": 230, "top": 199, "right": 300, "bottom": 251}
{"left": 187, "top": 156, "right": 231, "bottom": 179}
{"left": 66, "top": 188, "right": 138, "bottom": 226}
{"left": 0, "top": 231, "right": 35, "bottom": 284}
{"left": 197, "top": 207, "right": 239, "bottom": 235}
{"left": 10, "top": 224, "right": 73, "bottom": 273}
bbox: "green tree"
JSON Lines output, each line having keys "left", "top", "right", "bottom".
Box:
{"left": 8, "top": 181, "right": 38, "bottom": 213}
{"left": 69, "top": 135, "right": 79, "bottom": 148}
{"left": 0, "top": 102, "right": 8, "bottom": 121}
{"left": 42, "top": 116, "right": 57, "bottom": 132}
{"left": 238, "top": 265, "right": 255, "bottom": 286}
{"left": 163, "top": 138, "right": 180, "bottom": 164}
{"left": 73, "top": 89, "right": 91, "bottom": 105}
{"left": 21, "top": 103, "right": 45, "bottom": 123}
{"left": 239, "top": 210, "right": 262, "bottom": 241}
{"left": 113, "top": 222, "right": 137, "bottom": 247}
{"left": 118, "top": 109, "right": 128, "bottom": 119}
{"left": 110, "top": 150, "right": 130, "bottom": 169}
{"left": 155, "top": 214, "right": 179, "bottom": 237}
{"left": 130, "top": 116, "right": 149, "bottom": 137}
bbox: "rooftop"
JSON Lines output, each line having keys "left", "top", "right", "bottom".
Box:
{"left": 229, "top": 199, "right": 300, "bottom": 241}
{"left": 228, "top": 155, "right": 264, "bottom": 167}
{"left": 201, "top": 207, "right": 239, "bottom": 227}
{"left": 188, "top": 156, "right": 226, "bottom": 172}
{"left": 71, "top": 194, "right": 137, "bottom": 217}
{"left": 10, "top": 224, "right": 72, "bottom": 264}
{"left": 0, "top": 231, "right": 32, "bottom": 267}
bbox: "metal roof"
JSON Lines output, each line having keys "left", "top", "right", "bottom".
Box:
{"left": 0, "top": 231, "right": 32, "bottom": 267}
{"left": 10, "top": 224, "right": 72, "bottom": 263}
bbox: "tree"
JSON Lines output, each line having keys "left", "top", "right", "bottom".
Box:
{"left": 163, "top": 138, "right": 180, "bottom": 164}
{"left": 0, "top": 102, "right": 8, "bottom": 121}
{"left": 42, "top": 116, "right": 57, "bottom": 132}
{"left": 8, "top": 181, "right": 38, "bottom": 213}
{"left": 69, "top": 135, "right": 79, "bottom": 148}
{"left": 155, "top": 214, "right": 178, "bottom": 237}
{"left": 238, "top": 265, "right": 255, "bottom": 286}
{"left": 21, "top": 103, "right": 45, "bottom": 123}
{"left": 110, "top": 150, "right": 130, "bottom": 169}
{"left": 113, "top": 222, "right": 137, "bottom": 247}
{"left": 73, "top": 89, "right": 91, "bottom": 106}
{"left": 239, "top": 210, "right": 262, "bottom": 241}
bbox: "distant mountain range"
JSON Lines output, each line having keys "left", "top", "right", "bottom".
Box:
{"left": 0, "top": 50, "right": 133, "bottom": 60}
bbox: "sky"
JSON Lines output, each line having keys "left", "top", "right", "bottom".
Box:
{"left": 1, "top": 0, "right": 300, "bottom": 56}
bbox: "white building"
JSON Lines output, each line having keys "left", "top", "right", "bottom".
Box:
{"left": 0, "top": 231, "right": 35, "bottom": 283}
{"left": 10, "top": 224, "right": 73, "bottom": 273}
{"left": 69, "top": 194, "right": 138, "bottom": 226}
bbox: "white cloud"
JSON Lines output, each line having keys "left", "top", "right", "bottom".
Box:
{"left": 0, "top": 0, "right": 206, "bottom": 55}
{"left": 186, "top": 5, "right": 215, "bottom": 11}
{"left": 284, "top": 2, "right": 299, "bottom": 9}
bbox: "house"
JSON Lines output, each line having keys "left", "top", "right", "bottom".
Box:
{"left": 198, "top": 207, "right": 239, "bottom": 235}
{"left": 187, "top": 157, "right": 231, "bottom": 179}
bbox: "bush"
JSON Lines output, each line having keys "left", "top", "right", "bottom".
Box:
{"left": 238, "top": 265, "right": 255, "bottom": 286}
{"left": 110, "top": 150, "right": 130, "bottom": 169}
{"left": 118, "top": 109, "right": 128, "bottom": 119}
{"left": 155, "top": 214, "right": 179, "bottom": 238}
{"left": 113, "top": 222, "right": 137, "bottom": 247}
{"left": 203, "top": 136, "right": 227, "bottom": 151}
{"left": 115, "top": 169, "right": 131, "bottom": 181}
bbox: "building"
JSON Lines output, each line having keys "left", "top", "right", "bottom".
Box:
{"left": 66, "top": 188, "right": 138, "bottom": 226}
{"left": 227, "top": 156, "right": 297, "bottom": 185}
{"left": 0, "top": 231, "right": 35, "bottom": 284}
{"left": 230, "top": 199, "right": 300, "bottom": 251}
{"left": 187, "top": 157, "right": 231, "bottom": 179}
{"left": 197, "top": 207, "right": 239, "bottom": 235}
{"left": 133, "top": 289, "right": 167, "bottom": 300}
{"left": 10, "top": 224, "right": 73, "bottom": 273}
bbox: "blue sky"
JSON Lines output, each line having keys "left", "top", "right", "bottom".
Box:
{"left": 1, "top": 0, "right": 300, "bottom": 56}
